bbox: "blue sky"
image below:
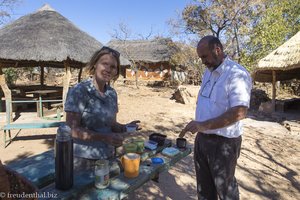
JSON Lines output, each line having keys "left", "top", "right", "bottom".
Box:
{"left": 9, "top": 0, "right": 195, "bottom": 44}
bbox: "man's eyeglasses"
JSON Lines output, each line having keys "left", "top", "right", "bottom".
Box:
{"left": 200, "top": 80, "right": 217, "bottom": 98}
{"left": 100, "top": 46, "right": 120, "bottom": 58}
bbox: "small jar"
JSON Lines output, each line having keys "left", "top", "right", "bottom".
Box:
{"left": 94, "top": 160, "right": 109, "bottom": 189}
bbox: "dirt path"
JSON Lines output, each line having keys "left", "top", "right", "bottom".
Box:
{"left": 1, "top": 83, "right": 299, "bottom": 199}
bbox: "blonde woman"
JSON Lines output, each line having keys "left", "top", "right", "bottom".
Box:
{"left": 65, "top": 46, "right": 139, "bottom": 171}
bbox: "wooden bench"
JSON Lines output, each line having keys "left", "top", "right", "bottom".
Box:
{"left": 2, "top": 121, "right": 65, "bottom": 148}
{"left": 1, "top": 98, "right": 65, "bottom": 148}
{"left": 1, "top": 96, "right": 38, "bottom": 112}
{"left": 51, "top": 102, "right": 63, "bottom": 121}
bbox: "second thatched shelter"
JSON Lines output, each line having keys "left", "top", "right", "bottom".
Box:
{"left": 107, "top": 38, "right": 179, "bottom": 81}
{"left": 254, "top": 31, "right": 300, "bottom": 82}
{"left": 253, "top": 30, "right": 300, "bottom": 111}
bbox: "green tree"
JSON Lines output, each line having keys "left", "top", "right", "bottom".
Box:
{"left": 1, "top": 0, "right": 21, "bottom": 85}
{"left": 171, "top": 0, "right": 299, "bottom": 73}
{"left": 241, "top": 0, "right": 300, "bottom": 70}
{"left": 180, "top": 0, "right": 264, "bottom": 61}
{"left": 3, "top": 68, "right": 17, "bottom": 86}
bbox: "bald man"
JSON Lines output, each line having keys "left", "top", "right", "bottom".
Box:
{"left": 180, "top": 36, "right": 252, "bottom": 200}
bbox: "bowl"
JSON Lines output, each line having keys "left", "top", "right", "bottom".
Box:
{"left": 149, "top": 133, "right": 166, "bottom": 146}
{"left": 126, "top": 124, "right": 137, "bottom": 132}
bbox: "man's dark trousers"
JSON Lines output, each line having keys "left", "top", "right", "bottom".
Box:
{"left": 194, "top": 133, "right": 242, "bottom": 200}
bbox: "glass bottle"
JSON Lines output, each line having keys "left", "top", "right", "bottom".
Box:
{"left": 95, "top": 160, "right": 110, "bottom": 189}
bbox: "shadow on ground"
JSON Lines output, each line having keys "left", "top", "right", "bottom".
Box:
{"left": 128, "top": 153, "right": 197, "bottom": 200}
{"left": 238, "top": 128, "right": 300, "bottom": 199}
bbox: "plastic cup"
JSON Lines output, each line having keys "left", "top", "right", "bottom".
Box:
{"left": 126, "top": 124, "right": 137, "bottom": 132}
{"left": 123, "top": 143, "right": 138, "bottom": 153}
{"left": 133, "top": 138, "right": 145, "bottom": 154}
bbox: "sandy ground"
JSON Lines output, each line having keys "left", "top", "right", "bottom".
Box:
{"left": 1, "top": 83, "right": 299, "bottom": 200}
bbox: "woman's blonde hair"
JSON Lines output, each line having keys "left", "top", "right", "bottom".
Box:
{"left": 85, "top": 46, "right": 121, "bottom": 81}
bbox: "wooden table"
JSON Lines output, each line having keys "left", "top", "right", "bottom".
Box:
{"left": 25, "top": 90, "right": 62, "bottom": 117}
{"left": 25, "top": 90, "right": 61, "bottom": 96}
{"left": 7, "top": 140, "right": 192, "bottom": 199}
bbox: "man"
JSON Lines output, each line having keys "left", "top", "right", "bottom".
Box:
{"left": 180, "top": 36, "right": 252, "bottom": 200}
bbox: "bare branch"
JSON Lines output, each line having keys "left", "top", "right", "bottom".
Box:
{"left": 0, "top": 0, "right": 20, "bottom": 25}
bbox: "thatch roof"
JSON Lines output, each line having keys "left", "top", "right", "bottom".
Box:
{"left": 0, "top": 4, "right": 130, "bottom": 68}
{"left": 254, "top": 31, "right": 300, "bottom": 82}
{"left": 107, "top": 38, "right": 179, "bottom": 63}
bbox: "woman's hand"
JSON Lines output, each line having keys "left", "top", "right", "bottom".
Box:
{"left": 105, "top": 133, "right": 124, "bottom": 147}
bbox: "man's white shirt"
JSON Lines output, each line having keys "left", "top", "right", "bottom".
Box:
{"left": 195, "top": 57, "right": 252, "bottom": 138}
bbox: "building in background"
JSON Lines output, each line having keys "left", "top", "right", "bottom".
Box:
{"left": 107, "top": 38, "right": 185, "bottom": 82}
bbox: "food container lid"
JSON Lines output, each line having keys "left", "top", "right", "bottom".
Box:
{"left": 151, "top": 157, "right": 164, "bottom": 164}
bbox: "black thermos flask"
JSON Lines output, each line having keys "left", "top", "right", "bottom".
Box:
{"left": 55, "top": 124, "right": 73, "bottom": 190}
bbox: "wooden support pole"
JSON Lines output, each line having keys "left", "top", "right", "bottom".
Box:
{"left": 62, "top": 58, "right": 71, "bottom": 120}
{"left": 272, "top": 70, "right": 276, "bottom": 112}
{"left": 78, "top": 67, "right": 82, "bottom": 83}
{"left": 0, "top": 65, "right": 13, "bottom": 123}
{"left": 40, "top": 66, "right": 44, "bottom": 86}
{"left": 135, "top": 62, "right": 139, "bottom": 89}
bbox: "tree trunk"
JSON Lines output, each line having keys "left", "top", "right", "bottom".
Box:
{"left": 134, "top": 64, "right": 139, "bottom": 89}
{"left": 272, "top": 71, "right": 276, "bottom": 112}
{"left": 234, "top": 24, "right": 241, "bottom": 63}
{"left": 0, "top": 65, "right": 13, "bottom": 123}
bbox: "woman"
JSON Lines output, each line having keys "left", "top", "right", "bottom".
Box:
{"left": 65, "top": 46, "right": 139, "bottom": 171}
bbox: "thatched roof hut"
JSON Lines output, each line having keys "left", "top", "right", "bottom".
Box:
{"left": 254, "top": 31, "right": 300, "bottom": 82}
{"left": 107, "top": 38, "right": 178, "bottom": 63}
{"left": 0, "top": 4, "right": 129, "bottom": 68}
{"left": 253, "top": 31, "right": 300, "bottom": 112}
{"left": 107, "top": 38, "right": 179, "bottom": 81}
{"left": 0, "top": 4, "right": 129, "bottom": 122}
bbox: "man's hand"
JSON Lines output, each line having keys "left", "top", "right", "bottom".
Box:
{"left": 179, "top": 120, "right": 207, "bottom": 138}
{"left": 179, "top": 106, "right": 248, "bottom": 138}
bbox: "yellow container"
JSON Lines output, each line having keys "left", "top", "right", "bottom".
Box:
{"left": 121, "top": 153, "right": 140, "bottom": 178}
